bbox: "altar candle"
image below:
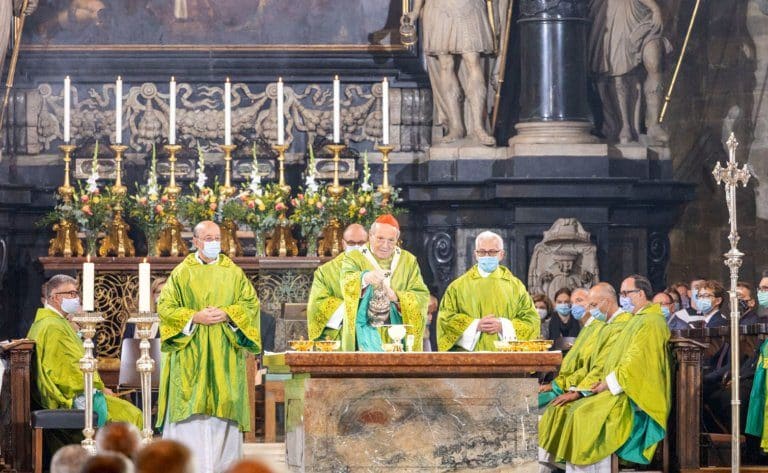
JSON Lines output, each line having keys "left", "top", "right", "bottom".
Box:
{"left": 63, "top": 76, "right": 71, "bottom": 143}
{"left": 138, "top": 258, "right": 151, "bottom": 313}
{"left": 115, "top": 76, "right": 123, "bottom": 144}
{"left": 277, "top": 77, "right": 284, "bottom": 145}
{"left": 382, "top": 78, "right": 389, "bottom": 145}
{"left": 169, "top": 77, "right": 176, "bottom": 145}
{"left": 224, "top": 78, "right": 232, "bottom": 146}
{"left": 333, "top": 75, "right": 340, "bottom": 143}
{"left": 82, "top": 256, "right": 95, "bottom": 312}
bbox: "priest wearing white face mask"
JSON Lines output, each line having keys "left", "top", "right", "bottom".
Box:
{"left": 307, "top": 223, "right": 368, "bottom": 342}
{"left": 437, "top": 231, "right": 540, "bottom": 351}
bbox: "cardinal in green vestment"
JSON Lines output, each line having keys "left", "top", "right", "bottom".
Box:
{"left": 340, "top": 214, "right": 429, "bottom": 352}
{"left": 156, "top": 221, "right": 261, "bottom": 473}
{"left": 27, "top": 275, "right": 143, "bottom": 442}
{"left": 538, "top": 275, "right": 671, "bottom": 470}
{"left": 307, "top": 224, "right": 368, "bottom": 342}
{"left": 437, "top": 231, "right": 539, "bottom": 352}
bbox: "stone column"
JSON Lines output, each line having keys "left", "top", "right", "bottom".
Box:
{"left": 512, "top": 0, "right": 597, "bottom": 144}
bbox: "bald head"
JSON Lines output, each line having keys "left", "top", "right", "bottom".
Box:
{"left": 589, "top": 282, "right": 619, "bottom": 320}
{"left": 193, "top": 220, "right": 220, "bottom": 239}
{"left": 95, "top": 422, "right": 141, "bottom": 459}
{"left": 342, "top": 224, "right": 368, "bottom": 251}
{"left": 51, "top": 445, "right": 90, "bottom": 473}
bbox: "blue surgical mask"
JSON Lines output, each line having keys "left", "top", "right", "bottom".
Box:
{"left": 345, "top": 245, "right": 364, "bottom": 254}
{"left": 620, "top": 296, "right": 635, "bottom": 313}
{"left": 759, "top": 290, "right": 768, "bottom": 308}
{"left": 691, "top": 288, "right": 700, "bottom": 309}
{"left": 477, "top": 256, "right": 499, "bottom": 274}
{"left": 661, "top": 306, "right": 671, "bottom": 319}
{"left": 201, "top": 240, "right": 221, "bottom": 259}
{"left": 698, "top": 298, "right": 713, "bottom": 313}
{"left": 555, "top": 303, "right": 571, "bottom": 316}
{"left": 61, "top": 297, "right": 81, "bottom": 315}
{"left": 571, "top": 304, "right": 586, "bottom": 320}
{"left": 590, "top": 307, "right": 607, "bottom": 322}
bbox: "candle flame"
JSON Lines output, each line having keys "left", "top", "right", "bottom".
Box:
{"left": 383, "top": 77, "right": 388, "bottom": 83}
{"left": 65, "top": 75, "right": 70, "bottom": 80}
{"left": 171, "top": 76, "right": 175, "bottom": 82}
{"left": 117, "top": 76, "right": 122, "bottom": 81}
{"left": 226, "top": 77, "right": 231, "bottom": 83}
{"left": 143, "top": 257, "right": 147, "bottom": 264}
{"left": 334, "top": 75, "right": 339, "bottom": 81}
{"left": 278, "top": 77, "right": 283, "bottom": 83}
{"left": 86, "top": 254, "right": 91, "bottom": 263}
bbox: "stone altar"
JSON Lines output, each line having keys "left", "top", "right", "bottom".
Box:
{"left": 282, "top": 352, "right": 561, "bottom": 473}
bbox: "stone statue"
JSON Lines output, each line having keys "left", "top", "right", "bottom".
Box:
{"left": 588, "top": 0, "right": 671, "bottom": 144}
{"left": 528, "top": 218, "right": 599, "bottom": 301}
{"left": 403, "top": 0, "right": 500, "bottom": 146}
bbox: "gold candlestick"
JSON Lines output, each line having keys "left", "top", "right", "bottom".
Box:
{"left": 126, "top": 312, "right": 160, "bottom": 444}
{"left": 272, "top": 144, "right": 290, "bottom": 194}
{"left": 49, "top": 144, "right": 85, "bottom": 257}
{"left": 71, "top": 311, "right": 105, "bottom": 454}
{"left": 220, "top": 144, "right": 237, "bottom": 197}
{"left": 376, "top": 144, "right": 394, "bottom": 203}
{"left": 326, "top": 143, "right": 346, "bottom": 199}
{"left": 157, "top": 144, "right": 188, "bottom": 257}
{"left": 100, "top": 144, "right": 136, "bottom": 257}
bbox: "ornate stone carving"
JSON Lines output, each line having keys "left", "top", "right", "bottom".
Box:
{"left": 520, "top": 0, "right": 587, "bottom": 18}
{"left": 647, "top": 230, "right": 669, "bottom": 291}
{"left": 427, "top": 231, "right": 454, "bottom": 294}
{"left": 527, "top": 218, "right": 599, "bottom": 301}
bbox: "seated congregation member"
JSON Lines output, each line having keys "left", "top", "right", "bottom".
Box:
{"left": 80, "top": 452, "right": 133, "bottom": 473}
{"left": 539, "top": 275, "right": 671, "bottom": 472}
{"left": 699, "top": 280, "right": 728, "bottom": 328}
{"left": 95, "top": 421, "right": 142, "bottom": 459}
{"left": 653, "top": 291, "right": 676, "bottom": 321}
{"left": 307, "top": 223, "right": 368, "bottom": 342}
{"left": 539, "top": 287, "right": 604, "bottom": 407}
{"left": 135, "top": 440, "right": 195, "bottom": 473}
{"left": 532, "top": 293, "right": 553, "bottom": 340}
{"left": 26, "top": 275, "right": 143, "bottom": 433}
{"left": 668, "top": 276, "right": 707, "bottom": 329}
{"left": 738, "top": 281, "right": 760, "bottom": 326}
{"left": 437, "top": 231, "right": 539, "bottom": 351}
{"left": 50, "top": 445, "right": 90, "bottom": 473}
{"left": 340, "top": 214, "right": 429, "bottom": 351}
{"left": 550, "top": 288, "right": 581, "bottom": 340}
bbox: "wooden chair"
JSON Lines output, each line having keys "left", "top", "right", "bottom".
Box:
{"left": 31, "top": 409, "right": 98, "bottom": 473}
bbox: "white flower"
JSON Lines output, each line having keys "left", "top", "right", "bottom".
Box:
{"left": 86, "top": 173, "right": 99, "bottom": 193}
{"left": 305, "top": 175, "right": 319, "bottom": 194}
{"left": 196, "top": 171, "right": 207, "bottom": 190}
{"left": 361, "top": 182, "right": 372, "bottom": 192}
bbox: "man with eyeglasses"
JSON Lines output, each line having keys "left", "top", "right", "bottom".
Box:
{"left": 307, "top": 223, "right": 368, "bottom": 342}
{"left": 539, "top": 274, "right": 670, "bottom": 472}
{"left": 340, "top": 214, "right": 429, "bottom": 351}
{"left": 156, "top": 220, "right": 261, "bottom": 473}
{"left": 667, "top": 276, "right": 708, "bottom": 329}
{"left": 437, "top": 231, "right": 539, "bottom": 352}
{"left": 27, "top": 274, "right": 142, "bottom": 452}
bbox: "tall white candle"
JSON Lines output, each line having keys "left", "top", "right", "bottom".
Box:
{"left": 64, "top": 76, "right": 71, "bottom": 143}
{"left": 169, "top": 77, "right": 176, "bottom": 145}
{"left": 115, "top": 76, "right": 123, "bottom": 144}
{"left": 138, "top": 258, "right": 151, "bottom": 313}
{"left": 382, "top": 78, "right": 389, "bottom": 145}
{"left": 83, "top": 256, "right": 95, "bottom": 312}
{"left": 277, "top": 77, "right": 284, "bottom": 145}
{"left": 333, "top": 75, "right": 340, "bottom": 143}
{"left": 224, "top": 78, "right": 232, "bottom": 146}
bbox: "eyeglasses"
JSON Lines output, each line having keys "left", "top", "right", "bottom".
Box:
{"left": 697, "top": 293, "right": 715, "bottom": 300}
{"left": 373, "top": 235, "right": 396, "bottom": 245}
{"left": 619, "top": 289, "right": 640, "bottom": 297}
{"left": 475, "top": 250, "right": 501, "bottom": 257}
{"left": 344, "top": 240, "right": 367, "bottom": 246}
{"left": 54, "top": 290, "right": 79, "bottom": 298}
{"left": 197, "top": 236, "right": 221, "bottom": 242}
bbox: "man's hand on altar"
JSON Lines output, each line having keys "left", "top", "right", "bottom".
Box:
{"left": 363, "top": 270, "right": 389, "bottom": 286}
{"left": 478, "top": 316, "right": 502, "bottom": 334}
{"left": 590, "top": 381, "right": 608, "bottom": 394}
{"left": 539, "top": 383, "right": 553, "bottom": 393}
{"left": 551, "top": 392, "right": 580, "bottom": 406}
{"left": 193, "top": 307, "right": 229, "bottom": 325}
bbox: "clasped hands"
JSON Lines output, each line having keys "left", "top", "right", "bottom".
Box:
{"left": 478, "top": 314, "right": 502, "bottom": 334}
{"left": 192, "top": 306, "right": 230, "bottom": 326}
{"left": 363, "top": 270, "right": 398, "bottom": 302}
{"left": 550, "top": 381, "right": 609, "bottom": 406}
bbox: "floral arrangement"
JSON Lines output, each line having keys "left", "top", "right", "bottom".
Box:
{"left": 242, "top": 183, "right": 288, "bottom": 254}
{"left": 126, "top": 145, "right": 169, "bottom": 255}
{"left": 177, "top": 144, "right": 218, "bottom": 225}
{"left": 289, "top": 188, "right": 327, "bottom": 250}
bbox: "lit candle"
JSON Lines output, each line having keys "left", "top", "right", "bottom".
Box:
{"left": 138, "top": 258, "right": 151, "bottom": 313}
{"left": 277, "top": 77, "right": 284, "bottom": 145}
{"left": 64, "top": 76, "right": 71, "bottom": 143}
{"left": 382, "top": 78, "right": 389, "bottom": 145}
{"left": 115, "top": 76, "right": 123, "bottom": 144}
{"left": 169, "top": 77, "right": 176, "bottom": 145}
{"left": 82, "top": 255, "right": 95, "bottom": 312}
{"left": 224, "top": 78, "right": 232, "bottom": 146}
{"left": 333, "top": 75, "right": 340, "bottom": 143}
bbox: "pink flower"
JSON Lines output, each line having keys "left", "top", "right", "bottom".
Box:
{"left": 92, "top": 188, "right": 100, "bottom": 195}
{"left": 155, "top": 205, "right": 164, "bottom": 214}
{"left": 82, "top": 205, "right": 92, "bottom": 215}
{"left": 247, "top": 201, "right": 256, "bottom": 209}
{"left": 197, "top": 198, "right": 205, "bottom": 204}
{"left": 315, "top": 202, "right": 323, "bottom": 209}
{"left": 359, "top": 208, "right": 367, "bottom": 215}
{"left": 209, "top": 203, "right": 217, "bottom": 211}
{"left": 160, "top": 195, "right": 169, "bottom": 203}
{"left": 80, "top": 195, "right": 89, "bottom": 203}
{"left": 139, "top": 197, "right": 148, "bottom": 205}
{"left": 291, "top": 198, "right": 298, "bottom": 207}
{"left": 275, "top": 202, "right": 287, "bottom": 211}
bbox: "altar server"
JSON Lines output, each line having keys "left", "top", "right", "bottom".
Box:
{"left": 437, "top": 231, "right": 539, "bottom": 351}
{"left": 157, "top": 220, "right": 261, "bottom": 473}
{"left": 340, "top": 214, "right": 429, "bottom": 351}
{"left": 307, "top": 223, "right": 368, "bottom": 342}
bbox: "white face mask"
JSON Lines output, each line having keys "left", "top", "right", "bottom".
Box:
{"left": 60, "top": 297, "right": 81, "bottom": 315}
{"left": 345, "top": 245, "right": 364, "bottom": 254}
{"left": 536, "top": 308, "right": 548, "bottom": 320}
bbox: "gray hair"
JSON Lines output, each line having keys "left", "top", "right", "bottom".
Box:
{"left": 51, "top": 445, "right": 90, "bottom": 473}
{"left": 45, "top": 274, "right": 78, "bottom": 300}
{"left": 572, "top": 287, "right": 590, "bottom": 299}
{"left": 370, "top": 222, "right": 400, "bottom": 238}
{"left": 474, "top": 231, "right": 504, "bottom": 250}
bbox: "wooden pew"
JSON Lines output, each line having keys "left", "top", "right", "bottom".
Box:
{"left": 0, "top": 339, "right": 35, "bottom": 473}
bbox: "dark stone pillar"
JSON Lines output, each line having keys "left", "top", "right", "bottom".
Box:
{"left": 512, "top": 0, "right": 596, "bottom": 143}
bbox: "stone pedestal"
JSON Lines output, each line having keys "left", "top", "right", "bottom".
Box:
{"left": 283, "top": 352, "right": 561, "bottom": 473}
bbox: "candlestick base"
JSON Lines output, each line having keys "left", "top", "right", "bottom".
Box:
{"left": 221, "top": 218, "right": 244, "bottom": 257}
{"left": 99, "top": 211, "right": 136, "bottom": 257}
{"left": 49, "top": 144, "right": 85, "bottom": 257}
{"left": 127, "top": 311, "right": 159, "bottom": 444}
{"left": 320, "top": 219, "right": 343, "bottom": 257}
{"left": 266, "top": 218, "right": 298, "bottom": 257}
{"left": 376, "top": 145, "right": 394, "bottom": 204}
{"left": 326, "top": 144, "right": 346, "bottom": 199}
{"left": 157, "top": 217, "right": 188, "bottom": 257}
{"left": 72, "top": 311, "right": 104, "bottom": 453}
{"left": 272, "top": 144, "right": 291, "bottom": 194}
{"left": 220, "top": 144, "right": 237, "bottom": 197}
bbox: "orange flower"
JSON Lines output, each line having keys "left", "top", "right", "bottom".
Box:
{"left": 155, "top": 205, "right": 164, "bottom": 214}
{"left": 80, "top": 195, "right": 89, "bottom": 203}
{"left": 82, "top": 205, "right": 93, "bottom": 215}
{"left": 139, "top": 197, "right": 148, "bottom": 205}
{"left": 247, "top": 200, "right": 256, "bottom": 209}
{"left": 209, "top": 203, "right": 217, "bottom": 211}
{"left": 161, "top": 195, "right": 169, "bottom": 203}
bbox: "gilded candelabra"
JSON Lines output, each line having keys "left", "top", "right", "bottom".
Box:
{"left": 157, "top": 144, "right": 188, "bottom": 257}
{"left": 126, "top": 312, "right": 160, "bottom": 444}
{"left": 99, "top": 144, "right": 136, "bottom": 257}
{"left": 712, "top": 132, "right": 752, "bottom": 473}
{"left": 49, "top": 144, "right": 85, "bottom": 257}
{"left": 376, "top": 145, "right": 394, "bottom": 204}
{"left": 219, "top": 144, "right": 244, "bottom": 257}
{"left": 326, "top": 144, "right": 346, "bottom": 199}
{"left": 72, "top": 311, "right": 105, "bottom": 453}
{"left": 266, "top": 144, "right": 298, "bottom": 257}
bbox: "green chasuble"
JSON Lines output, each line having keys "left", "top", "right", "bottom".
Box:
{"left": 156, "top": 254, "right": 261, "bottom": 431}
{"left": 307, "top": 253, "right": 345, "bottom": 341}
{"left": 340, "top": 245, "right": 429, "bottom": 352}
{"left": 746, "top": 338, "right": 768, "bottom": 451}
{"left": 437, "top": 265, "right": 540, "bottom": 352}
{"left": 572, "top": 311, "right": 632, "bottom": 391}
{"left": 26, "top": 307, "right": 143, "bottom": 427}
{"left": 539, "top": 304, "right": 671, "bottom": 466}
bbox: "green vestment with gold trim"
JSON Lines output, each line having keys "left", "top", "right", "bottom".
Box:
{"left": 306, "top": 253, "right": 345, "bottom": 341}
